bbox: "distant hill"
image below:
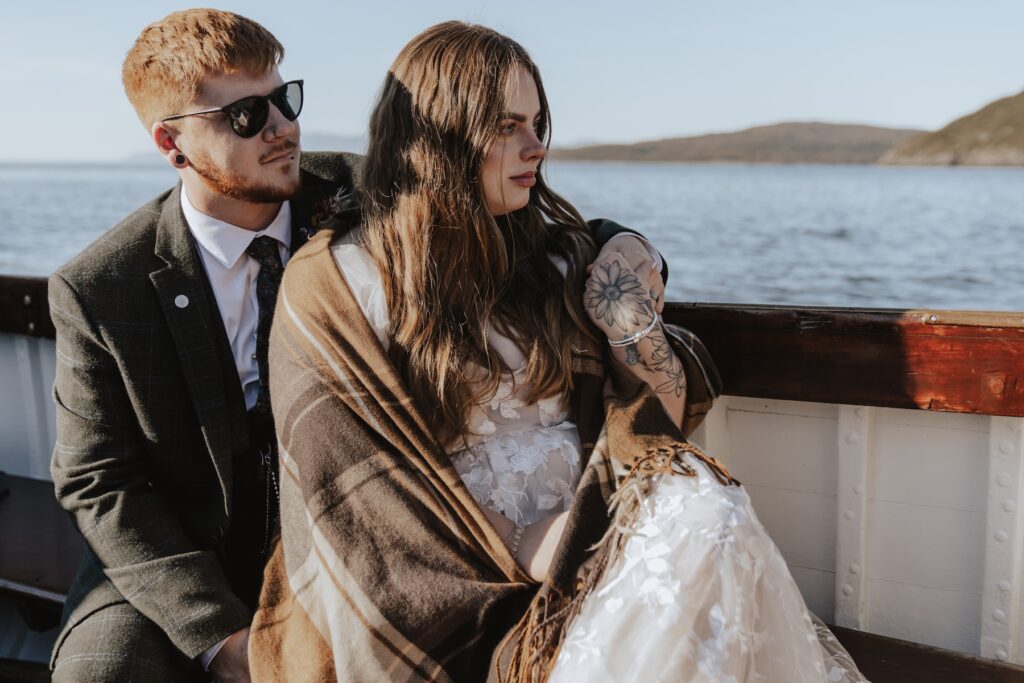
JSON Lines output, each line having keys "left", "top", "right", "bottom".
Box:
{"left": 551, "top": 122, "right": 923, "bottom": 164}
{"left": 880, "top": 90, "right": 1024, "bottom": 166}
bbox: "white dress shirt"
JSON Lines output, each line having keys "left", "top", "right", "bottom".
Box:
{"left": 180, "top": 188, "right": 291, "bottom": 670}
{"left": 180, "top": 186, "right": 291, "bottom": 412}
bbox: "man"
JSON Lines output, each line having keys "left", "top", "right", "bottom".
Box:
{"left": 49, "top": 9, "right": 663, "bottom": 682}
{"left": 49, "top": 10, "right": 358, "bottom": 681}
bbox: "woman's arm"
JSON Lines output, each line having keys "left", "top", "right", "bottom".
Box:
{"left": 583, "top": 250, "right": 686, "bottom": 426}
{"left": 606, "top": 317, "right": 686, "bottom": 427}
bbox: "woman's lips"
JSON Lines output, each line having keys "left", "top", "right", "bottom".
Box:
{"left": 509, "top": 172, "right": 536, "bottom": 187}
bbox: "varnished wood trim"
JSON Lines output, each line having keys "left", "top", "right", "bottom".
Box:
{"left": 1, "top": 275, "right": 1022, "bottom": 416}
{"left": 0, "top": 275, "right": 54, "bottom": 339}
{"left": 665, "top": 302, "right": 1024, "bottom": 418}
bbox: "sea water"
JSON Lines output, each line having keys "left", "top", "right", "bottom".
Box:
{"left": 1, "top": 161, "right": 1021, "bottom": 311}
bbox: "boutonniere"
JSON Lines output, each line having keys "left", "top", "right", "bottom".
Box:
{"left": 307, "top": 187, "right": 359, "bottom": 240}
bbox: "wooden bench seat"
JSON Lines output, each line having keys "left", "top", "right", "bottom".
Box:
{"left": 0, "top": 472, "right": 82, "bottom": 631}
{"left": 831, "top": 625, "right": 1024, "bottom": 682}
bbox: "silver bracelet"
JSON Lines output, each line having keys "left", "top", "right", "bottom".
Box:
{"left": 608, "top": 313, "right": 661, "bottom": 348}
{"left": 507, "top": 524, "right": 525, "bottom": 559}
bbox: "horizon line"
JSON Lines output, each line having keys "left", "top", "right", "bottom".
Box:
{"left": 0, "top": 117, "right": 935, "bottom": 165}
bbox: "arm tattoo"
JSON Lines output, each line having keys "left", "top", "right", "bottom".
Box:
{"left": 584, "top": 260, "right": 649, "bottom": 332}
{"left": 641, "top": 328, "right": 688, "bottom": 398}
{"left": 625, "top": 343, "right": 640, "bottom": 365}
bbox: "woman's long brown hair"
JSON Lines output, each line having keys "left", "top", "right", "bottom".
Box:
{"left": 361, "top": 21, "right": 598, "bottom": 445}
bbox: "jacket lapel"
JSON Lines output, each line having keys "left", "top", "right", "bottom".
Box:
{"left": 289, "top": 175, "right": 315, "bottom": 251}
{"left": 149, "top": 185, "right": 241, "bottom": 515}
{"left": 288, "top": 164, "right": 358, "bottom": 251}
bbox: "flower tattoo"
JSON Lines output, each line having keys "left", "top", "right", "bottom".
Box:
{"left": 584, "top": 260, "right": 650, "bottom": 331}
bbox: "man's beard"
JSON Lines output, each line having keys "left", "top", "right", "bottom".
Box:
{"left": 190, "top": 145, "right": 300, "bottom": 203}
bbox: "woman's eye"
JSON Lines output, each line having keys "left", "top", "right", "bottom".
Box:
{"left": 500, "top": 121, "right": 517, "bottom": 135}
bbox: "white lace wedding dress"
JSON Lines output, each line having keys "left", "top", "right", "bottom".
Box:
{"left": 333, "top": 241, "right": 868, "bottom": 682}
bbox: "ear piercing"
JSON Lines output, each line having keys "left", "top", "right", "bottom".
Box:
{"left": 174, "top": 154, "right": 186, "bottom": 165}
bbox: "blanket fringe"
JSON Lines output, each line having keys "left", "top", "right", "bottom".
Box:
{"left": 498, "top": 443, "right": 738, "bottom": 682}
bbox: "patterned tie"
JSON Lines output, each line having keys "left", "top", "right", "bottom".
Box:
{"left": 245, "top": 235, "right": 285, "bottom": 416}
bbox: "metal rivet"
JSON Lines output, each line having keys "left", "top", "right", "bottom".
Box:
{"left": 854, "top": 484, "right": 864, "bottom": 495}
{"left": 929, "top": 314, "right": 938, "bottom": 322}
{"left": 1004, "top": 501, "right": 1017, "bottom": 513}
{"left": 23, "top": 294, "right": 31, "bottom": 305}
{"left": 993, "top": 609, "right": 1007, "bottom": 624}
{"left": 995, "top": 650, "right": 1008, "bottom": 661}
{"left": 998, "top": 580, "right": 1012, "bottom": 592}
{"left": 850, "top": 564, "right": 860, "bottom": 575}
{"left": 842, "top": 584, "right": 854, "bottom": 596}
{"left": 995, "top": 530, "right": 1009, "bottom": 542}
{"left": 844, "top": 510, "right": 855, "bottom": 520}
{"left": 996, "top": 473, "right": 1012, "bottom": 487}
{"left": 174, "top": 294, "right": 190, "bottom": 309}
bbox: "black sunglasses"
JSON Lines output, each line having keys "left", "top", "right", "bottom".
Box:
{"left": 161, "top": 80, "right": 304, "bottom": 138}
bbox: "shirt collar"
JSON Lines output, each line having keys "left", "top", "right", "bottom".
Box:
{"left": 180, "top": 185, "right": 292, "bottom": 269}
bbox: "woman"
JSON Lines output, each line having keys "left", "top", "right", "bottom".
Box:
{"left": 250, "top": 22, "right": 867, "bottom": 683}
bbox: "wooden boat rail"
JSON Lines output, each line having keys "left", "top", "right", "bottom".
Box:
{"left": 4, "top": 274, "right": 1022, "bottom": 416}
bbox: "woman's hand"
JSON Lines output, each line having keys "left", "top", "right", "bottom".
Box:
{"left": 584, "top": 239, "right": 686, "bottom": 427}
{"left": 584, "top": 249, "right": 662, "bottom": 343}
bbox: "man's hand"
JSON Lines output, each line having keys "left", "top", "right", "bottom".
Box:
{"left": 210, "top": 627, "right": 251, "bottom": 683}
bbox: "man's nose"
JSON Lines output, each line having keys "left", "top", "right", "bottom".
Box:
{"left": 264, "top": 103, "right": 297, "bottom": 140}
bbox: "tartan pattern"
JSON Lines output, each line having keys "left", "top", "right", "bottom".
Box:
{"left": 50, "top": 601, "right": 204, "bottom": 682}
{"left": 48, "top": 153, "right": 362, "bottom": 668}
{"left": 248, "top": 225, "right": 721, "bottom": 681}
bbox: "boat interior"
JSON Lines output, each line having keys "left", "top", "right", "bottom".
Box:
{"left": 1, "top": 274, "right": 1023, "bottom": 682}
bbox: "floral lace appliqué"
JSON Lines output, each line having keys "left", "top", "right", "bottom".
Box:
{"left": 450, "top": 377, "right": 580, "bottom": 527}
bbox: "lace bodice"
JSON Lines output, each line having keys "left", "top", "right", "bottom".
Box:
{"left": 332, "top": 240, "right": 583, "bottom": 527}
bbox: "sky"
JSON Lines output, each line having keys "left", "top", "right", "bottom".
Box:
{"left": 2, "top": 1, "right": 1023, "bottom": 161}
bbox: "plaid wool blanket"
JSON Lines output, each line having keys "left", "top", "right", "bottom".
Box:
{"left": 249, "top": 227, "right": 730, "bottom": 682}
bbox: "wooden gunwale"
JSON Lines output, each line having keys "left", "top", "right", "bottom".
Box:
{"left": 1, "top": 274, "right": 1022, "bottom": 417}
{"left": 666, "top": 301, "right": 1024, "bottom": 417}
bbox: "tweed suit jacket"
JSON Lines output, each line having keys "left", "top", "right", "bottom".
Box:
{"left": 48, "top": 151, "right": 362, "bottom": 663}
